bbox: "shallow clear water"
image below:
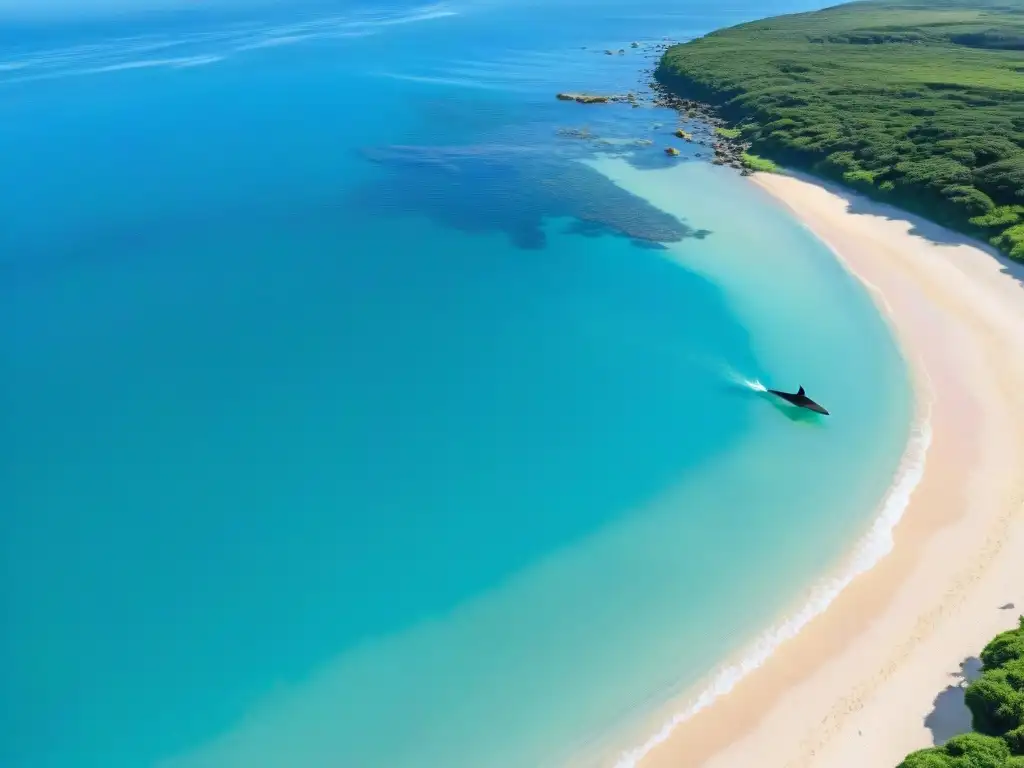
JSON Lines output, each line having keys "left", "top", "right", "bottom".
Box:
{"left": 0, "top": 1, "right": 912, "bottom": 767}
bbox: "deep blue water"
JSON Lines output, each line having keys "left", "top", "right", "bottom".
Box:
{"left": 0, "top": 2, "right": 912, "bottom": 767}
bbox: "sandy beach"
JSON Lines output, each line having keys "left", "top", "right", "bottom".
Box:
{"left": 638, "top": 171, "right": 1024, "bottom": 768}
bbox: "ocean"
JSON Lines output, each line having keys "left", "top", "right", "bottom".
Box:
{"left": 0, "top": 1, "right": 915, "bottom": 766}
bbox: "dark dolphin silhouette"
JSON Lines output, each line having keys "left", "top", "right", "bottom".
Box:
{"left": 766, "top": 385, "right": 830, "bottom": 416}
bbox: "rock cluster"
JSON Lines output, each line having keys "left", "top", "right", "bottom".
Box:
{"left": 649, "top": 81, "right": 752, "bottom": 172}
{"left": 556, "top": 92, "right": 643, "bottom": 106}
{"left": 558, "top": 41, "right": 755, "bottom": 175}
{"left": 556, "top": 92, "right": 611, "bottom": 104}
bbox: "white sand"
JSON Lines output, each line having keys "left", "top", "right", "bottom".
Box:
{"left": 638, "top": 171, "right": 1024, "bottom": 768}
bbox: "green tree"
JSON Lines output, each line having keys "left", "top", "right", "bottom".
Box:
{"left": 656, "top": 1, "right": 1024, "bottom": 260}
{"left": 981, "top": 618, "right": 1024, "bottom": 671}
{"left": 965, "top": 618, "right": 1024, "bottom": 746}
{"left": 898, "top": 733, "right": 1018, "bottom": 767}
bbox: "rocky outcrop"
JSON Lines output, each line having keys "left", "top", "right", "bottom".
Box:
{"left": 664, "top": 147, "right": 680, "bottom": 156}
{"left": 556, "top": 92, "right": 644, "bottom": 105}
{"left": 649, "top": 80, "right": 750, "bottom": 173}
{"left": 556, "top": 92, "right": 610, "bottom": 104}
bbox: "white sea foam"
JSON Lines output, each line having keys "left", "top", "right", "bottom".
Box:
{"left": 612, "top": 388, "right": 933, "bottom": 768}
{"left": 0, "top": 3, "right": 457, "bottom": 85}
{"left": 720, "top": 364, "right": 767, "bottom": 393}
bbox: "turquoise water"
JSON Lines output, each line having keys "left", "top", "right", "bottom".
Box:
{"left": 0, "top": 2, "right": 913, "bottom": 767}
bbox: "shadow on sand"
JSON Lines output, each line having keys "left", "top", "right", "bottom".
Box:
{"left": 779, "top": 169, "right": 1024, "bottom": 292}
{"left": 924, "top": 656, "right": 983, "bottom": 746}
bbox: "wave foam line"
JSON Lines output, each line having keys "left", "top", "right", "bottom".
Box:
{"left": 613, "top": 390, "right": 933, "bottom": 768}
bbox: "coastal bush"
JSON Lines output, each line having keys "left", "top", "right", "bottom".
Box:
{"left": 970, "top": 206, "right": 1022, "bottom": 229}
{"left": 981, "top": 618, "right": 1024, "bottom": 670}
{"left": 897, "top": 733, "right": 1018, "bottom": 768}
{"left": 655, "top": 0, "right": 1024, "bottom": 260}
{"left": 964, "top": 619, "right": 1024, "bottom": 743}
{"left": 990, "top": 224, "right": 1024, "bottom": 260}
{"left": 964, "top": 663, "right": 1024, "bottom": 736}
{"left": 741, "top": 152, "right": 779, "bottom": 173}
{"left": 1005, "top": 725, "right": 1024, "bottom": 756}
{"left": 894, "top": 619, "right": 1024, "bottom": 767}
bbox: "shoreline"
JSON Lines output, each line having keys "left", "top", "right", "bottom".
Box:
{"left": 632, "top": 170, "right": 1024, "bottom": 768}
{"left": 613, "top": 376, "right": 933, "bottom": 768}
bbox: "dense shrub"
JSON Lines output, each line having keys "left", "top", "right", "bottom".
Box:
{"left": 991, "top": 224, "right": 1024, "bottom": 260}
{"left": 965, "top": 662, "right": 1024, "bottom": 737}
{"left": 889, "top": 616, "right": 1024, "bottom": 766}
{"left": 898, "top": 733, "right": 1020, "bottom": 768}
{"left": 970, "top": 206, "right": 1022, "bottom": 228}
{"left": 1005, "top": 725, "right": 1024, "bottom": 756}
{"left": 656, "top": 0, "right": 1024, "bottom": 260}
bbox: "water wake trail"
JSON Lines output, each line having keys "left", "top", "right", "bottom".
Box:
{"left": 720, "top": 363, "right": 767, "bottom": 393}
{"left": 612, "top": 383, "right": 933, "bottom": 768}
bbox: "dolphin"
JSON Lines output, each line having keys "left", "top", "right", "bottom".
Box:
{"left": 766, "top": 385, "right": 830, "bottom": 415}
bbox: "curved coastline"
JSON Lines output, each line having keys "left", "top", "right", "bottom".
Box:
{"left": 613, "top": 386, "right": 934, "bottom": 768}
{"left": 628, "top": 170, "right": 1024, "bottom": 768}
{"left": 578, "top": 155, "right": 917, "bottom": 768}
{"left": 591, "top": 162, "right": 937, "bottom": 767}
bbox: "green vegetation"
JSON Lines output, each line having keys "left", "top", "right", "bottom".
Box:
{"left": 899, "top": 733, "right": 1024, "bottom": 767}
{"left": 741, "top": 152, "right": 780, "bottom": 172}
{"left": 897, "top": 617, "right": 1024, "bottom": 767}
{"left": 715, "top": 126, "right": 742, "bottom": 139}
{"left": 656, "top": 0, "right": 1024, "bottom": 260}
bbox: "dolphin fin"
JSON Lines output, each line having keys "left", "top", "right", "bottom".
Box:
{"left": 797, "top": 386, "right": 805, "bottom": 396}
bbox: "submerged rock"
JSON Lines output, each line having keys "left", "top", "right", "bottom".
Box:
{"left": 356, "top": 143, "right": 701, "bottom": 248}
{"left": 556, "top": 127, "right": 593, "bottom": 140}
